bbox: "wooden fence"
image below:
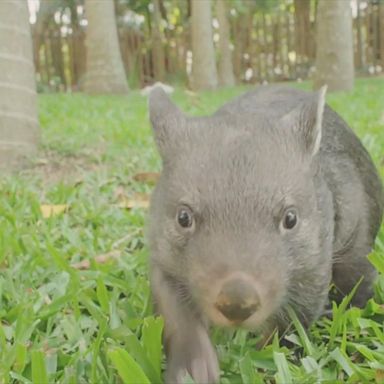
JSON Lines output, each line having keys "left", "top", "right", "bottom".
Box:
{"left": 31, "top": 0, "right": 384, "bottom": 92}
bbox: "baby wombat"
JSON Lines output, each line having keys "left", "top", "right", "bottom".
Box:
{"left": 147, "top": 85, "right": 384, "bottom": 384}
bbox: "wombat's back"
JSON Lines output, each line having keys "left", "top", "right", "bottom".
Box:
{"left": 217, "top": 85, "right": 384, "bottom": 243}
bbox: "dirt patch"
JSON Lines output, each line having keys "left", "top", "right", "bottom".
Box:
{"left": 20, "top": 147, "right": 108, "bottom": 187}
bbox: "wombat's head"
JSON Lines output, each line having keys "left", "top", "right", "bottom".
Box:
{"left": 148, "top": 87, "right": 330, "bottom": 331}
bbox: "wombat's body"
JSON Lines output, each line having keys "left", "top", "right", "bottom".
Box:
{"left": 148, "top": 86, "right": 383, "bottom": 384}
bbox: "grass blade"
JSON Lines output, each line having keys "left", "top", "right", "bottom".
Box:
{"left": 274, "top": 352, "right": 292, "bottom": 384}
{"left": 108, "top": 347, "right": 150, "bottom": 384}
{"left": 368, "top": 252, "right": 384, "bottom": 274}
{"left": 287, "top": 306, "right": 315, "bottom": 355}
{"left": 239, "top": 352, "right": 264, "bottom": 384}
{"left": 141, "top": 316, "right": 163, "bottom": 378}
{"left": 330, "top": 348, "right": 354, "bottom": 377}
{"left": 31, "top": 350, "right": 48, "bottom": 384}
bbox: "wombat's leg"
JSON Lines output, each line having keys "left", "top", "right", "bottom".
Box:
{"left": 151, "top": 266, "right": 220, "bottom": 384}
{"left": 332, "top": 242, "right": 377, "bottom": 307}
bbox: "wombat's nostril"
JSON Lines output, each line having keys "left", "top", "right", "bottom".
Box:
{"left": 215, "top": 278, "right": 260, "bottom": 323}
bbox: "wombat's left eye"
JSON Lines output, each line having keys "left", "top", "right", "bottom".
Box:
{"left": 176, "top": 206, "right": 194, "bottom": 229}
{"left": 282, "top": 209, "right": 298, "bottom": 230}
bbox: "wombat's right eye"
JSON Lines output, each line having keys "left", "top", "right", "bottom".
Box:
{"left": 176, "top": 206, "right": 194, "bottom": 229}
{"left": 282, "top": 208, "right": 298, "bottom": 230}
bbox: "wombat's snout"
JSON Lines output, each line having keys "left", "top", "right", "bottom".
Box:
{"left": 215, "top": 277, "right": 260, "bottom": 323}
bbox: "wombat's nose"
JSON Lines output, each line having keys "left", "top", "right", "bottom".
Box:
{"left": 215, "top": 278, "right": 260, "bottom": 323}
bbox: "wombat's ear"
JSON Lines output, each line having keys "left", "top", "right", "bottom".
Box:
{"left": 148, "top": 87, "right": 186, "bottom": 160}
{"left": 281, "top": 85, "right": 327, "bottom": 156}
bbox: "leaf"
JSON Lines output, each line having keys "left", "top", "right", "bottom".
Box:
{"left": 71, "top": 250, "right": 121, "bottom": 270}
{"left": 109, "top": 327, "right": 162, "bottom": 384}
{"left": 118, "top": 193, "right": 150, "bottom": 209}
{"left": 79, "top": 294, "right": 108, "bottom": 326}
{"left": 301, "top": 356, "right": 319, "bottom": 374}
{"left": 274, "top": 352, "right": 292, "bottom": 384}
{"left": 133, "top": 172, "right": 160, "bottom": 184}
{"left": 40, "top": 204, "right": 68, "bottom": 218}
{"left": 330, "top": 348, "right": 354, "bottom": 377}
{"left": 0, "top": 328, "right": 6, "bottom": 361}
{"left": 13, "top": 343, "right": 27, "bottom": 373}
{"left": 249, "top": 348, "right": 276, "bottom": 370}
{"left": 368, "top": 251, "right": 384, "bottom": 274}
{"left": 376, "top": 369, "right": 384, "bottom": 384}
{"left": 141, "top": 316, "right": 164, "bottom": 378}
{"left": 96, "top": 277, "right": 110, "bottom": 312}
{"left": 286, "top": 306, "right": 315, "bottom": 355}
{"left": 91, "top": 320, "right": 108, "bottom": 384}
{"left": 8, "top": 372, "right": 32, "bottom": 384}
{"left": 108, "top": 348, "right": 150, "bottom": 384}
{"left": 329, "top": 280, "right": 361, "bottom": 347}
{"left": 239, "top": 352, "right": 263, "bottom": 384}
{"left": 31, "top": 350, "right": 48, "bottom": 384}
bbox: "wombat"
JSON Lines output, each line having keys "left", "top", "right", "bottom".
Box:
{"left": 147, "top": 85, "right": 384, "bottom": 384}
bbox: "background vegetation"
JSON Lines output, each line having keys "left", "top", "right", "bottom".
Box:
{"left": 30, "top": 0, "right": 384, "bottom": 91}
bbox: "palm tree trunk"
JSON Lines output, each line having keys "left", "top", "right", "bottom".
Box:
{"left": 152, "top": 0, "right": 165, "bottom": 81}
{"left": 217, "top": 0, "right": 235, "bottom": 86}
{"left": 191, "top": 0, "right": 218, "bottom": 90}
{"left": 313, "top": 0, "right": 354, "bottom": 91}
{"left": 83, "top": 0, "right": 129, "bottom": 94}
{"left": 0, "top": 0, "right": 39, "bottom": 169}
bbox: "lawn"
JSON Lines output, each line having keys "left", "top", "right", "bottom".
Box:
{"left": 0, "top": 78, "right": 383, "bottom": 383}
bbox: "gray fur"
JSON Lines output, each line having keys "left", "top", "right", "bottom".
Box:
{"left": 148, "top": 85, "right": 384, "bottom": 383}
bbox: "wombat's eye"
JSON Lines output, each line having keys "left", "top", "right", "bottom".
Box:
{"left": 176, "top": 206, "right": 194, "bottom": 229}
{"left": 283, "top": 209, "right": 298, "bottom": 230}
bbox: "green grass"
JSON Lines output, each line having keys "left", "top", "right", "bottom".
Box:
{"left": 0, "top": 77, "right": 383, "bottom": 383}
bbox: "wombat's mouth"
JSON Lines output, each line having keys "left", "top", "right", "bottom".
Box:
{"left": 207, "top": 304, "right": 271, "bottom": 329}
{"left": 214, "top": 300, "right": 260, "bottom": 324}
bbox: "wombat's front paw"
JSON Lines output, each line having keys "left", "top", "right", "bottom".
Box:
{"left": 165, "top": 328, "right": 219, "bottom": 384}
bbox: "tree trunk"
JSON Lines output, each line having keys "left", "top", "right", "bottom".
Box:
{"left": 0, "top": 0, "right": 39, "bottom": 170}
{"left": 216, "top": 0, "right": 235, "bottom": 86}
{"left": 191, "top": 0, "right": 218, "bottom": 90}
{"left": 152, "top": 0, "right": 165, "bottom": 81}
{"left": 68, "top": 3, "right": 86, "bottom": 89}
{"left": 233, "top": 13, "right": 247, "bottom": 81}
{"left": 313, "top": 0, "right": 354, "bottom": 91}
{"left": 355, "top": 0, "right": 364, "bottom": 70}
{"left": 51, "top": 26, "right": 66, "bottom": 90}
{"left": 379, "top": 2, "right": 384, "bottom": 69}
{"left": 294, "top": 0, "right": 311, "bottom": 57}
{"left": 83, "top": 0, "right": 129, "bottom": 94}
